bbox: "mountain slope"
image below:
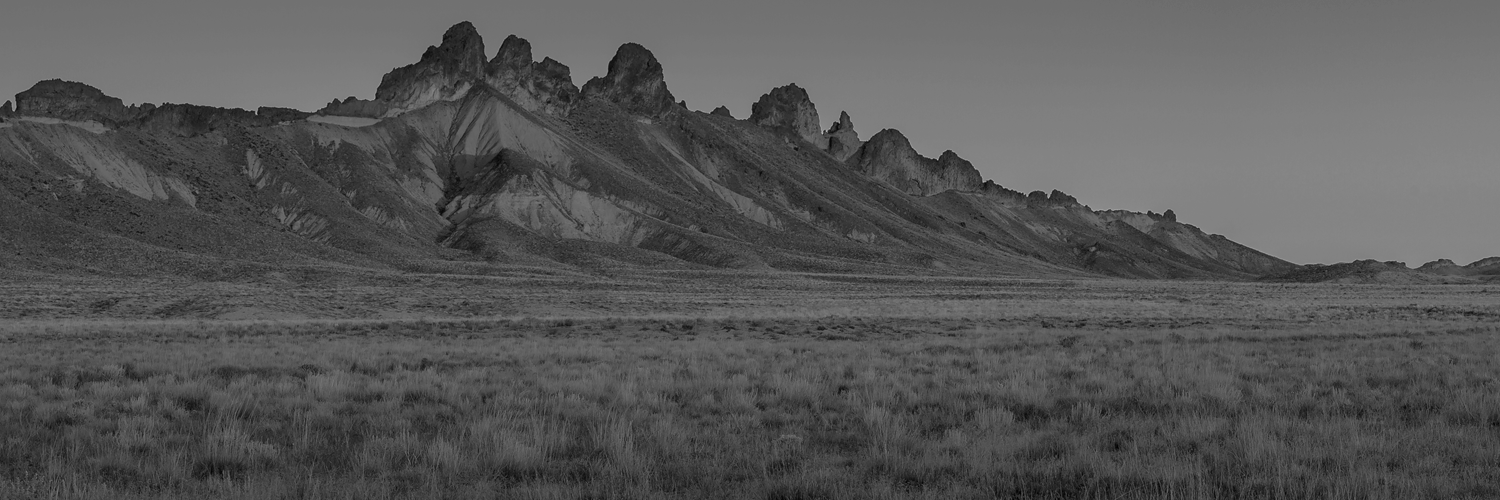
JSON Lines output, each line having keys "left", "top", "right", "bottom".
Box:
{"left": 0, "top": 22, "right": 1296, "bottom": 280}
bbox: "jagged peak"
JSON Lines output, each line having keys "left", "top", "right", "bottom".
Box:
{"left": 822, "top": 110, "right": 860, "bottom": 161}
{"left": 0, "top": 100, "right": 13, "bottom": 116}
{"left": 827, "top": 111, "right": 853, "bottom": 134}
{"left": 865, "top": 128, "right": 911, "bottom": 148}
{"left": 750, "top": 83, "right": 822, "bottom": 144}
{"left": 425, "top": 21, "right": 487, "bottom": 73}
{"left": 481, "top": 33, "right": 578, "bottom": 117}
{"left": 710, "top": 106, "right": 734, "bottom": 118}
{"left": 437, "top": 21, "right": 485, "bottom": 61}
{"left": 491, "top": 35, "right": 533, "bottom": 70}
{"left": 373, "top": 21, "right": 488, "bottom": 112}
{"left": 581, "top": 42, "right": 675, "bottom": 116}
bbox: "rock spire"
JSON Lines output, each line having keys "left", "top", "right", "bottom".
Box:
{"left": 750, "top": 84, "right": 823, "bottom": 146}
{"left": 581, "top": 43, "right": 676, "bottom": 116}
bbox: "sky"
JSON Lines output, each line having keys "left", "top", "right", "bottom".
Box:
{"left": 3, "top": 0, "right": 1497, "bottom": 265}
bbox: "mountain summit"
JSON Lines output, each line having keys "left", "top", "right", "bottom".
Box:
{"left": 0, "top": 21, "right": 1294, "bottom": 280}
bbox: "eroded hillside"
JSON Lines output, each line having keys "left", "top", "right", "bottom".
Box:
{"left": 0, "top": 22, "right": 1296, "bottom": 280}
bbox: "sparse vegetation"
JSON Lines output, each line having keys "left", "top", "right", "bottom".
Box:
{"left": 2, "top": 280, "right": 1498, "bottom": 499}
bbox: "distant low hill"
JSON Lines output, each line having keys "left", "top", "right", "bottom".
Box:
{"left": 0, "top": 22, "right": 1297, "bottom": 280}
{"left": 1263, "top": 258, "right": 1494, "bottom": 284}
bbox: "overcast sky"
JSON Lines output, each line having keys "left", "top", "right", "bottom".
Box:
{"left": 4, "top": 0, "right": 1496, "bottom": 265}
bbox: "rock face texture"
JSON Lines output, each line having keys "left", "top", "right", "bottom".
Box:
{"left": 710, "top": 106, "right": 734, "bottom": 118}
{"left": 14, "top": 80, "right": 149, "bottom": 124}
{"left": 0, "top": 20, "right": 1297, "bottom": 281}
{"left": 823, "top": 111, "right": 860, "bottom": 161}
{"left": 581, "top": 43, "right": 676, "bottom": 116}
{"left": 485, "top": 35, "right": 579, "bottom": 118}
{"left": 750, "top": 84, "right": 823, "bottom": 146}
{"left": 847, "top": 129, "right": 983, "bottom": 195}
{"left": 0, "top": 100, "right": 12, "bottom": 116}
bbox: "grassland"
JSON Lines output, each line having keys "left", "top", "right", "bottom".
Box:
{"left": 1, "top": 274, "right": 1498, "bottom": 499}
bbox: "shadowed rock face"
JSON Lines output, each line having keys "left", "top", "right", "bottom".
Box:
{"left": 823, "top": 111, "right": 860, "bottom": 161}
{"left": 0, "top": 100, "right": 11, "bottom": 116}
{"left": 14, "top": 80, "right": 149, "bottom": 124}
{"left": 317, "top": 96, "right": 389, "bottom": 118}
{"left": 750, "top": 84, "right": 822, "bottom": 146}
{"left": 710, "top": 106, "right": 734, "bottom": 118}
{"left": 581, "top": 43, "right": 676, "bottom": 116}
{"left": 486, "top": 35, "right": 579, "bottom": 118}
{"left": 848, "top": 129, "right": 983, "bottom": 196}
{"left": 255, "top": 107, "right": 312, "bottom": 123}
{"left": 136, "top": 103, "right": 266, "bottom": 136}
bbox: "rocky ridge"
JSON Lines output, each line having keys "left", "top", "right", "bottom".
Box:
{"left": 0, "top": 20, "right": 1300, "bottom": 281}
{"left": 845, "top": 129, "right": 983, "bottom": 196}
{"left": 10, "top": 80, "right": 313, "bottom": 136}
{"left": 1416, "top": 257, "right": 1500, "bottom": 278}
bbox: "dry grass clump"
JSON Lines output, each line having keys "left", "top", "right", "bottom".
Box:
{"left": 1, "top": 299, "right": 1498, "bottom": 498}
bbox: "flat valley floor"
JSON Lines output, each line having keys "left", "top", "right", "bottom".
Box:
{"left": 2, "top": 271, "right": 1498, "bottom": 499}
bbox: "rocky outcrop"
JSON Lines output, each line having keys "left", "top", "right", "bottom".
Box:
{"left": 0, "top": 20, "right": 1302, "bottom": 282}
{"left": 581, "top": 43, "right": 676, "bottom": 116}
{"left": 846, "top": 129, "right": 983, "bottom": 196}
{"left": 710, "top": 106, "right": 734, "bottom": 118}
{"left": 1468, "top": 257, "right": 1500, "bottom": 270}
{"left": 256, "top": 106, "right": 311, "bottom": 123}
{"left": 823, "top": 111, "right": 860, "bottom": 161}
{"left": 136, "top": 103, "right": 273, "bottom": 137}
{"left": 484, "top": 35, "right": 579, "bottom": 118}
{"left": 750, "top": 84, "right": 823, "bottom": 146}
{"left": 316, "top": 96, "right": 389, "bottom": 119}
{"left": 1417, "top": 259, "right": 1463, "bottom": 275}
{"left": 0, "top": 100, "right": 12, "bottom": 117}
{"left": 1045, "top": 190, "right": 1079, "bottom": 206}
{"left": 10, "top": 79, "right": 294, "bottom": 135}
{"left": 371, "top": 21, "right": 489, "bottom": 116}
{"left": 13, "top": 79, "right": 150, "bottom": 124}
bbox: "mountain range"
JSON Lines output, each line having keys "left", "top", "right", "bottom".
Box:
{"left": 0, "top": 21, "right": 1446, "bottom": 282}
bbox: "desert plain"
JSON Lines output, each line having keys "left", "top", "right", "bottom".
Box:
{"left": 2, "top": 271, "right": 1496, "bottom": 499}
